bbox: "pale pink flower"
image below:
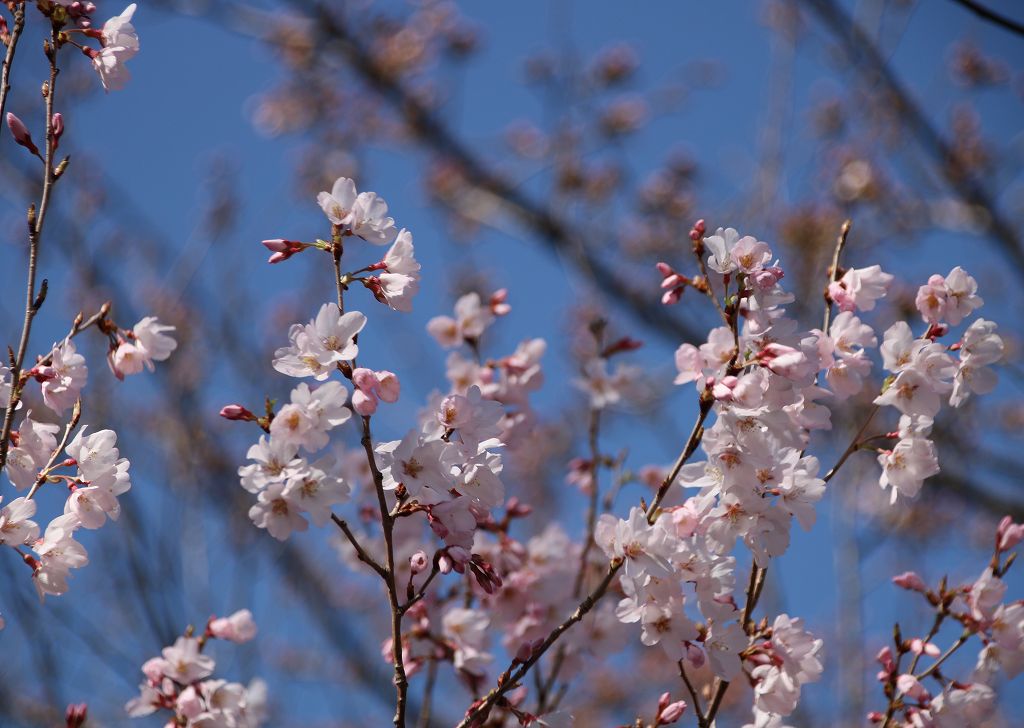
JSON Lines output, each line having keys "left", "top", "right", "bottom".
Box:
{"left": 209, "top": 609, "right": 257, "bottom": 643}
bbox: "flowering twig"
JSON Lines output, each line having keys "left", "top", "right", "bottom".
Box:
{"left": 26, "top": 398, "right": 81, "bottom": 500}
{"left": 331, "top": 514, "right": 388, "bottom": 580}
{"left": 822, "top": 219, "right": 852, "bottom": 333}
{"left": 328, "top": 231, "right": 410, "bottom": 728}
{"left": 0, "top": 1, "right": 26, "bottom": 122}
{"left": 1, "top": 26, "right": 63, "bottom": 471}
{"left": 458, "top": 392, "right": 715, "bottom": 726}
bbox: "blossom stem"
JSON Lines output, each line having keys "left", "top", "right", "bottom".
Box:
{"left": 330, "top": 227, "right": 408, "bottom": 726}
{"left": 822, "top": 219, "right": 852, "bottom": 334}
{"left": 678, "top": 660, "right": 707, "bottom": 724}
{"left": 26, "top": 400, "right": 81, "bottom": 501}
{"left": 459, "top": 389, "right": 715, "bottom": 726}
{"left": 1, "top": 28, "right": 62, "bottom": 472}
{"left": 330, "top": 514, "right": 388, "bottom": 580}
{"left": 914, "top": 631, "right": 970, "bottom": 681}
{"left": 703, "top": 561, "right": 767, "bottom": 726}
{"left": 822, "top": 405, "right": 880, "bottom": 483}
{"left": 0, "top": 2, "right": 25, "bottom": 123}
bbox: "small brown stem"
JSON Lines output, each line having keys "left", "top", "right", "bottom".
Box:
{"left": 1, "top": 28, "right": 62, "bottom": 471}
{"left": 0, "top": 3, "right": 25, "bottom": 122}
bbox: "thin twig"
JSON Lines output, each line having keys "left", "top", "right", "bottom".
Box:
{"left": 822, "top": 219, "right": 851, "bottom": 334}
{"left": 914, "top": 632, "right": 970, "bottom": 681}
{"left": 948, "top": 0, "right": 1024, "bottom": 38}
{"left": 331, "top": 232, "right": 409, "bottom": 727}
{"left": 331, "top": 514, "right": 388, "bottom": 580}
{"left": 1, "top": 27, "right": 62, "bottom": 471}
{"left": 458, "top": 391, "right": 715, "bottom": 727}
{"left": 0, "top": 2, "right": 26, "bottom": 123}
{"left": 415, "top": 660, "right": 438, "bottom": 728}
{"left": 26, "top": 399, "right": 82, "bottom": 500}
{"left": 823, "top": 405, "right": 879, "bottom": 483}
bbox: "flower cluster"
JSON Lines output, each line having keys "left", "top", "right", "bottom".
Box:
{"left": 2, "top": 313, "right": 174, "bottom": 605}
{"left": 873, "top": 517, "right": 1024, "bottom": 726}
{"left": 235, "top": 178, "right": 426, "bottom": 539}
{"left": 126, "top": 611, "right": 267, "bottom": 727}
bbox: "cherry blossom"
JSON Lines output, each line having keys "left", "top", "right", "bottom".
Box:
{"left": 38, "top": 339, "right": 87, "bottom": 414}
{"left": 317, "top": 176, "right": 398, "bottom": 244}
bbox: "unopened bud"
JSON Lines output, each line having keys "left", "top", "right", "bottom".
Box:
{"left": 891, "top": 571, "right": 926, "bottom": 592}
{"left": 261, "top": 239, "right": 308, "bottom": 264}
{"left": 219, "top": 404, "right": 256, "bottom": 421}
{"left": 65, "top": 703, "right": 88, "bottom": 728}
{"left": 52, "top": 113, "right": 64, "bottom": 148}
{"left": 997, "top": 515, "right": 1024, "bottom": 552}
{"left": 489, "top": 288, "right": 511, "bottom": 316}
{"left": 409, "top": 550, "right": 429, "bottom": 574}
{"left": 6, "top": 112, "right": 39, "bottom": 156}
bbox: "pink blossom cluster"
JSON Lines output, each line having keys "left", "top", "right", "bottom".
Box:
{"left": 225, "top": 176, "right": 1018, "bottom": 726}
{"left": 125, "top": 610, "right": 267, "bottom": 727}
{"left": 2, "top": 317, "right": 175, "bottom": 606}
{"left": 871, "top": 517, "right": 1024, "bottom": 726}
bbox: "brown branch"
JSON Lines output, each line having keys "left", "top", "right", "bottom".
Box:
{"left": 458, "top": 391, "right": 715, "bottom": 727}
{"left": 331, "top": 514, "right": 388, "bottom": 580}
{"left": 287, "top": 0, "right": 700, "bottom": 346}
{"left": 948, "top": 0, "right": 1024, "bottom": 38}
{"left": 0, "top": 2, "right": 25, "bottom": 123}
{"left": 1, "top": 27, "right": 62, "bottom": 471}
{"left": 800, "top": 0, "right": 1024, "bottom": 271}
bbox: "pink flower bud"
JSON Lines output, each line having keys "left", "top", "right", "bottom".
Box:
{"left": 661, "top": 286, "right": 684, "bottom": 306}
{"left": 6, "top": 112, "right": 39, "bottom": 156}
{"left": 351, "top": 388, "right": 378, "bottom": 416}
{"left": 219, "top": 404, "right": 256, "bottom": 421}
{"left": 693, "top": 219, "right": 706, "bottom": 235}
{"left": 209, "top": 608, "right": 257, "bottom": 643}
{"left": 685, "top": 642, "right": 705, "bottom": 668}
{"left": 909, "top": 639, "right": 940, "bottom": 657}
{"left": 352, "top": 367, "right": 379, "bottom": 394}
{"left": 657, "top": 699, "right": 687, "bottom": 724}
{"left": 261, "top": 239, "right": 307, "bottom": 264}
{"left": 997, "top": 515, "right": 1024, "bottom": 552}
{"left": 891, "top": 571, "right": 927, "bottom": 592}
{"left": 490, "top": 288, "right": 511, "bottom": 316}
{"left": 514, "top": 641, "right": 533, "bottom": 663}
{"left": 65, "top": 703, "right": 88, "bottom": 728}
{"left": 409, "top": 550, "right": 428, "bottom": 574}
{"left": 52, "top": 113, "right": 64, "bottom": 149}
{"left": 375, "top": 370, "right": 400, "bottom": 403}
{"left": 896, "top": 674, "right": 928, "bottom": 701}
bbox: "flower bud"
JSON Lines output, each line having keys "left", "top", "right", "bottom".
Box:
{"left": 6, "top": 112, "right": 39, "bottom": 156}
{"left": 489, "top": 288, "right": 511, "bottom": 316}
{"left": 514, "top": 641, "right": 533, "bottom": 663}
{"left": 351, "top": 388, "right": 378, "bottom": 416}
{"left": 891, "top": 571, "right": 926, "bottom": 592}
{"left": 375, "top": 370, "right": 400, "bottom": 403}
{"left": 261, "top": 239, "right": 307, "bottom": 264}
{"left": 65, "top": 703, "right": 88, "bottom": 728}
{"left": 52, "top": 113, "right": 64, "bottom": 149}
{"left": 657, "top": 699, "right": 687, "bottom": 724}
{"left": 209, "top": 609, "right": 257, "bottom": 643}
{"left": 219, "top": 404, "right": 256, "bottom": 421}
{"left": 409, "top": 550, "right": 429, "bottom": 574}
{"left": 997, "top": 515, "right": 1024, "bottom": 552}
